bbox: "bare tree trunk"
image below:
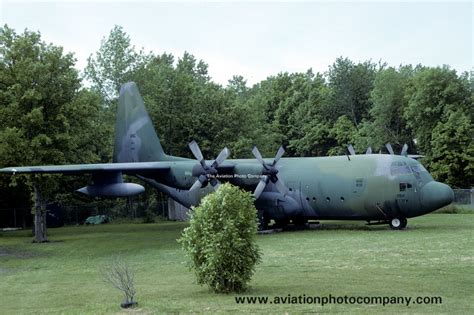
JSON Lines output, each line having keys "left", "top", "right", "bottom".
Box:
{"left": 33, "top": 184, "right": 48, "bottom": 243}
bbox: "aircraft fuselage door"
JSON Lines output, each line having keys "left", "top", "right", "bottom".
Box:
{"left": 365, "top": 176, "right": 387, "bottom": 218}
{"left": 397, "top": 180, "right": 419, "bottom": 213}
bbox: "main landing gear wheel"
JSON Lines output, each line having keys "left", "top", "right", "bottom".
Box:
{"left": 389, "top": 217, "right": 407, "bottom": 230}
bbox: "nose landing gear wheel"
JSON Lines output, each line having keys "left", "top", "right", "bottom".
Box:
{"left": 389, "top": 217, "right": 407, "bottom": 230}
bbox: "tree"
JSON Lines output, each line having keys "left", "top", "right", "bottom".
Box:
{"left": 289, "top": 117, "right": 332, "bottom": 157}
{"left": 404, "top": 66, "right": 471, "bottom": 154}
{"left": 274, "top": 70, "right": 317, "bottom": 154}
{"left": 0, "top": 25, "right": 104, "bottom": 241}
{"left": 84, "top": 25, "right": 144, "bottom": 102}
{"left": 327, "top": 115, "right": 357, "bottom": 155}
{"left": 245, "top": 70, "right": 329, "bottom": 157}
{"left": 227, "top": 75, "right": 249, "bottom": 99}
{"left": 369, "top": 66, "right": 415, "bottom": 151}
{"left": 324, "top": 57, "right": 377, "bottom": 127}
{"left": 179, "top": 183, "right": 262, "bottom": 293}
{"left": 427, "top": 110, "right": 473, "bottom": 188}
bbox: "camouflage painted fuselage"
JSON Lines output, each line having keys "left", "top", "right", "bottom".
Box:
{"left": 144, "top": 153, "right": 452, "bottom": 222}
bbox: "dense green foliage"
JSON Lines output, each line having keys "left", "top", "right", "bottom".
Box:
{"left": 178, "top": 183, "right": 261, "bottom": 293}
{"left": 0, "top": 24, "right": 472, "bottom": 215}
{"left": 0, "top": 25, "right": 109, "bottom": 214}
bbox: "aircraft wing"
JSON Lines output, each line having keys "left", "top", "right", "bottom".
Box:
{"left": 0, "top": 162, "right": 171, "bottom": 176}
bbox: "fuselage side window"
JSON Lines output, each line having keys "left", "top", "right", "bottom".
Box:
{"left": 399, "top": 183, "right": 407, "bottom": 191}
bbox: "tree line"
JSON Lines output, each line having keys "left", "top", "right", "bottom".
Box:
{"left": 0, "top": 25, "right": 472, "bottom": 215}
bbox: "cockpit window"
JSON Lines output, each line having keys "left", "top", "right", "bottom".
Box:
{"left": 411, "top": 164, "right": 428, "bottom": 173}
{"left": 390, "top": 161, "right": 412, "bottom": 175}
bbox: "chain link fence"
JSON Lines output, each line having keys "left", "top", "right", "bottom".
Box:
{"left": 0, "top": 199, "right": 169, "bottom": 228}
{"left": 0, "top": 207, "right": 31, "bottom": 228}
{"left": 453, "top": 189, "right": 474, "bottom": 209}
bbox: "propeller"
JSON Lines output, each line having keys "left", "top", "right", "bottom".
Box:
{"left": 385, "top": 142, "right": 409, "bottom": 156}
{"left": 347, "top": 144, "right": 356, "bottom": 156}
{"left": 385, "top": 143, "right": 395, "bottom": 155}
{"left": 400, "top": 143, "right": 408, "bottom": 156}
{"left": 252, "top": 146, "right": 289, "bottom": 199}
{"left": 347, "top": 144, "right": 374, "bottom": 155}
{"left": 188, "top": 140, "right": 230, "bottom": 192}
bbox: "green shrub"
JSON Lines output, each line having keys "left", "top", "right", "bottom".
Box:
{"left": 178, "top": 183, "right": 262, "bottom": 293}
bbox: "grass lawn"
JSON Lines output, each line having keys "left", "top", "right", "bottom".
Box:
{"left": 1, "top": 214, "right": 473, "bottom": 314}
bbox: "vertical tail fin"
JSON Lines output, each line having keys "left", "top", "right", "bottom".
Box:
{"left": 113, "top": 82, "right": 166, "bottom": 163}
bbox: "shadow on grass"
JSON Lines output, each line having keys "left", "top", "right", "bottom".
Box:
{"left": 0, "top": 247, "right": 40, "bottom": 259}
{"left": 265, "top": 219, "right": 470, "bottom": 233}
{"left": 266, "top": 222, "right": 385, "bottom": 232}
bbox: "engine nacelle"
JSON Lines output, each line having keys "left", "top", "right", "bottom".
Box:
{"left": 77, "top": 183, "right": 145, "bottom": 197}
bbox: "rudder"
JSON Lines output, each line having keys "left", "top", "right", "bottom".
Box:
{"left": 113, "top": 82, "right": 166, "bottom": 163}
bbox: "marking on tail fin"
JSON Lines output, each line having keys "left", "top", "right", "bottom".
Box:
{"left": 118, "top": 117, "right": 148, "bottom": 162}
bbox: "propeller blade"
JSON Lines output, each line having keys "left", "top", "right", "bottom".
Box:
{"left": 212, "top": 147, "right": 230, "bottom": 167}
{"left": 365, "top": 146, "right": 372, "bottom": 154}
{"left": 273, "top": 177, "right": 289, "bottom": 195}
{"left": 348, "top": 144, "right": 356, "bottom": 156}
{"left": 253, "top": 176, "right": 268, "bottom": 199}
{"left": 385, "top": 143, "right": 394, "bottom": 155}
{"left": 273, "top": 146, "right": 285, "bottom": 165}
{"left": 400, "top": 143, "right": 408, "bottom": 156}
{"left": 189, "top": 140, "right": 205, "bottom": 166}
{"left": 189, "top": 179, "right": 203, "bottom": 192}
{"left": 210, "top": 178, "right": 220, "bottom": 190}
{"left": 252, "top": 145, "right": 289, "bottom": 196}
{"left": 188, "top": 142, "right": 231, "bottom": 192}
{"left": 252, "top": 146, "right": 265, "bottom": 165}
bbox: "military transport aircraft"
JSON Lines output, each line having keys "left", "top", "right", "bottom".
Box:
{"left": 0, "top": 82, "right": 454, "bottom": 230}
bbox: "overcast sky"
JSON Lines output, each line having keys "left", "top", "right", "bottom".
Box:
{"left": 1, "top": 0, "right": 472, "bottom": 86}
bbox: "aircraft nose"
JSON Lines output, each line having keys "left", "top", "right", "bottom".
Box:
{"left": 421, "top": 181, "right": 454, "bottom": 211}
